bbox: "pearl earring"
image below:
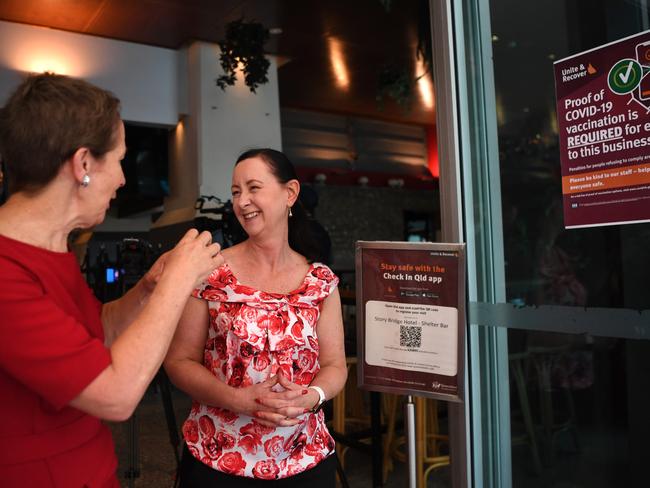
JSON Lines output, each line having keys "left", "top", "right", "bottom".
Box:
{"left": 81, "top": 174, "right": 90, "bottom": 187}
{"left": 289, "top": 207, "right": 293, "bottom": 217}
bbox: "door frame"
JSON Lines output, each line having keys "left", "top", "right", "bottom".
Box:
{"left": 430, "top": 0, "right": 511, "bottom": 486}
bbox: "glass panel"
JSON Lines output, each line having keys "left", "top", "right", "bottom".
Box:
{"left": 488, "top": 1, "right": 650, "bottom": 486}
{"left": 492, "top": 1, "right": 648, "bottom": 308}
{"left": 508, "top": 332, "right": 648, "bottom": 487}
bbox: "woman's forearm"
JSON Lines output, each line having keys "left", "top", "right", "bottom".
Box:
{"left": 307, "top": 288, "right": 347, "bottom": 404}
{"left": 70, "top": 230, "right": 223, "bottom": 420}
{"left": 71, "top": 271, "right": 197, "bottom": 420}
{"left": 165, "top": 358, "right": 240, "bottom": 411}
{"left": 101, "top": 279, "right": 153, "bottom": 346}
{"left": 309, "top": 363, "right": 348, "bottom": 401}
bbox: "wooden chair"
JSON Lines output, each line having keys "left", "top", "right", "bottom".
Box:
{"left": 528, "top": 345, "right": 580, "bottom": 464}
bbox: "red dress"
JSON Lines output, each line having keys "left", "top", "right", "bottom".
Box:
{"left": 0, "top": 235, "right": 119, "bottom": 487}
{"left": 182, "top": 262, "right": 339, "bottom": 479}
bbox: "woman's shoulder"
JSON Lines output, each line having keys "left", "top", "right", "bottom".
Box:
{"left": 301, "top": 262, "right": 338, "bottom": 300}
{"left": 191, "top": 251, "right": 236, "bottom": 301}
{"left": 308, "top": 262, "right": 337, "bottom": 279}
{"left": 220, "top": 243, "right": 247, "bottom": 267}
{"left": 221, "top": 243, "right": 244, "bottom": 257}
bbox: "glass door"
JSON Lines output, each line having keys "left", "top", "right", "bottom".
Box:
{"left": 453, "top": 0, "right": 650, "bottom": 486}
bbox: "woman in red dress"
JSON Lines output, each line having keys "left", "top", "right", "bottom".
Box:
{"left": 165, "top": 149, "right": 347, "bottom": 487}
{"left": 0, "top": 73, "right": 223, "bottom": 487}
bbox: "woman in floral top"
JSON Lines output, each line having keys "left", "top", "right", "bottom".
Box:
{"left": 165, "top": 149, "right": 347, "bottom": 487}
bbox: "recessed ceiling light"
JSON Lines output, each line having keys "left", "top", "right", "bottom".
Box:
{"left": 269, "top": 27, "right": 283, "bottom": 35}
{"left": 328, "top": 37, "right": 350, "bottom": 90}
{"left": 492, "top": 35, "right": 499, "bottom": 42}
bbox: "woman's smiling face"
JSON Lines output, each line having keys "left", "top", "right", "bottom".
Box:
{"left": 231, "top": 156, "right": 293, "bottom": 238}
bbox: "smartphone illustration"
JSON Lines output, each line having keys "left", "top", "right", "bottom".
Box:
{"left": 636, "top": 41, "right": 650, "bottom": 65}
{"left": 636, "top": 41, "right": 650, "bottom": 100}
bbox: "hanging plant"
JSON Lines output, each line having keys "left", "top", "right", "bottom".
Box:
{"left": 216, "top": 19, "right": 270, "bottom": 93}
{"left": 378, "top": 0, "right": 393, "bottom": 12}
{"left": 376, "top": 64, "right": 413, "bottom": 111}
{"left": 416, "top": 0, "right": 433, "bottom": 75}
{"left": 375, "top": 0, "right": 433, "bottom": 112}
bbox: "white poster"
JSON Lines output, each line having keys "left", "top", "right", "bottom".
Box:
{"left": 365, "top": 300, "right": 458, "bottom": 376}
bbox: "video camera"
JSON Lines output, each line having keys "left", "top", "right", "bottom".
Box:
{"left": 85, "top": 235, "right": 161, "bottom": 301}
{"left": 193, "top": 196, "right": 246, "bottom": 249}
{"left": 119, "top": 238, "right": 160, "bottom": 291}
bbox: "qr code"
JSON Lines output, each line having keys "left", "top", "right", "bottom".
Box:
{"left": 400, "top": 325, "right": 422, "bottom": 348}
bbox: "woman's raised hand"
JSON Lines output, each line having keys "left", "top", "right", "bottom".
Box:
{"left": 163, "top": 229, "right": 223, "bottom": 289}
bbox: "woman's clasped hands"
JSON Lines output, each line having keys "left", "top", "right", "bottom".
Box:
{"left": 235, "top": 372, "right": 320, "bottom": 428}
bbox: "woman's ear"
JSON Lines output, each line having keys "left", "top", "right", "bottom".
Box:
{"left": 286, "top": 179, "right": 300, "bottom": 207}
{"left": 69, "top": 147, "right": 91, "bottom": 185}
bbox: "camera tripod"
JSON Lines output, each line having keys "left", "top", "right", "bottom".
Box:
{"left": 123, "top": 368, "right": 181, "bottom": 488}
{"left": 117, "top": 238, "right": 181, "bottom": 487}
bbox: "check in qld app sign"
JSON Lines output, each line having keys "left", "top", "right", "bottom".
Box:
{"left": 554, "top": 30, "right": 650, "bottom": 228}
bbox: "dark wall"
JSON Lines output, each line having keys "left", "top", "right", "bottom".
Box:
{"left": 311, "top": 184, "right": 439, "bottom": 272}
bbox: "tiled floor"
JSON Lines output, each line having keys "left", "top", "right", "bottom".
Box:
{"left": 109, "top": 386, "right": 451, "bottom": 488}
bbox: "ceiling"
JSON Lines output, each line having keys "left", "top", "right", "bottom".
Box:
{"left": 0, "top": 0, "right": 436, "bottom": 126}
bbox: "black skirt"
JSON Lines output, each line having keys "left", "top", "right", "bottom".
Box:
{"left": 178, "top": 445, "right": 336, "bottom": 488}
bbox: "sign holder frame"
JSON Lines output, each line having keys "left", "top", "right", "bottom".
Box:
{"left": 355, "top": 240, "right": 466, "bottom": 404}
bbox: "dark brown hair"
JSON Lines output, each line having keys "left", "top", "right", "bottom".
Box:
{"left": 0, "top": 73, "right": 121, "bottom": 193}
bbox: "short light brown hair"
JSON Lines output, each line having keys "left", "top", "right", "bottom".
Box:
{"left": 0, "top": 73, "right": 121, "bottom": 193}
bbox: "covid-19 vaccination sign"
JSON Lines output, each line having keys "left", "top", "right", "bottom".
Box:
{"left": 554, "top": 30, "right": 650, "bottom": 228}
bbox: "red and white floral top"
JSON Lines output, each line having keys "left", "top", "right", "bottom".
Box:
{"left": 182, "top": 262, "right": 339, "bottom": 479}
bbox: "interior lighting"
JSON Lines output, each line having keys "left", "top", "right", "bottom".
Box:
{"left": 426, "top": 126, "right": 439, "bottom": 179}
{"left": 0, "top": 23, "right": 97, "bottom": 77}
{"left": 492, "top": 35, "right": 499, "bottom": 42}
{"left": 174, "top": 119, "right": 185, "bottom": 143}
{"left": 8, "top": 40, "right": 87, "bottom": 76}
{"left": 416, "top": 58, "right": 434, "bottom": 110}
{"left": 6, "top": 32, "right": 88, "bottom": 76}
{"left": 328, "top": 37, "right": 350, "bottom": 90}
{"left": 496, "top": 93, "right": 505, "bottom": 126}
{"left": 171, "top": 118, "right": 186, "bottom": 172}
{"left": 27, "top": 58, "right": 71, "bottom": 75}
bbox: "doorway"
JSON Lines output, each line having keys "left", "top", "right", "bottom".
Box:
{"left": 453, "top": 0, "right": 650, "bottom": 486}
